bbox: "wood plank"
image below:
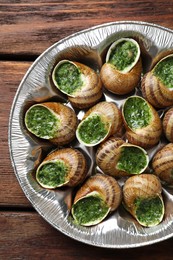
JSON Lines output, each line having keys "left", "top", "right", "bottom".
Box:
{"left": 0, "top": 211, "right": 173, "bottom": 259}
{"left": 1, "top": 1, "right": 173, "bottom": 56}
{"left": 0, "top": 61, "right": 32, "bottom": 207}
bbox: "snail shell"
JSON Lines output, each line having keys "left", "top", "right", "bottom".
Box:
{"left": 123, "top": 174, "right": 164, "bottom": 227}
{"left": 152, "top": 143, "right": 173, "bottom": 185}
{"left": 76, "top": 101, "right": 123, "bottom": 146}
{"left": 122, "top": 96, "right": 162, "bottom": 148}
{"left": 25, "top": 102, "right": 78, "bottom": 146}
{"left": 142, "top": 54, "right": 173, "bottom": 108}
{"left": 52, "top": 60, "right": 102, "bottom": 109}
{"left": 36, "top": 148, "right": 87, "bottom": 188}
{"left": 72, "top": 173, "right": 122, "bottom": 226}
{"left": 96, "top": 137, "right": 149, "bottom": 177}
{"left": 100, "top": 38, "right": 142, "bottom": 95}
{"left": 163, "top": 107, "right": 173, "bottom": 142}
{"left": 96, "top": 137, "right": 126, "bottom": 178}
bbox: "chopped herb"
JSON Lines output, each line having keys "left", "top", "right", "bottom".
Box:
{"left": 123, "top": 97, "right": 152, "bottom": 130}
{"left": 154, "top": 57, "right": 173, "bottom": 89}
{"left": 37, "top": 160, "right": 68, "bottom": 187}
{"left": 108, "top": 40, "right": 138, "bottom": 71}
{"left": 54, "top": 62, "right": 83, "bottom": 94}
{"left": 25, "top": 105, "right": 59, "bottom": 139}
{"left": 117, "top": 146, "right": 147, "bottom": 174}
{"left": 135, "top": 196, "right": 163, "bottom": 226}
{"left": 78, "top": 114, "right": 109, "bottom": 144}
{"left": 72, "top": 195, "right": 109, "bottom": 225}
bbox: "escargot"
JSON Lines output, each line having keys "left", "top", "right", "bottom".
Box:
{"left": 25, "top": 102, "right": 78, "bottom": 146}
{"left": 122, "top": 96, "right": 162, "bottom": 148}
{"left": 100, "top": 38, "right": 142, "bottom": 95}
{"left": 96, "top": 137, "right": 149, "bottom": 178}
{"left": 152, "top": 143, "right": 173, "bottom": 186}
{"left": 163, "top": 107, "right": 173, "bottom": 142}
{"left": 71, "top": 173, "right": 122, "bottom": 226}
{"left": 36, "top": 148, "right": 87, "bottom": 189}
{"left": 52, "top": 60, "right": 102, "bottom": 109}
{"left": 142, "top": 53, "right": 173, "bottom": 108}
{"left": 123, "top": 174, "right": 164, "bottom": 227}
{"left": 76, "top": 101, "right": 123, "bottom": 146}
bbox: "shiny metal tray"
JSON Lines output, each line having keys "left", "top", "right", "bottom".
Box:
{"left": 9, "top": 21, "right": 173, "bottom": 248}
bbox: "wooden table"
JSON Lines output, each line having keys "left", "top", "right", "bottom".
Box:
{"left": 1, "top": 1, "right": 173, "bottom": 259}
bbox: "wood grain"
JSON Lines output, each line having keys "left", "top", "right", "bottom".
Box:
{"left": 1, "top": 1, "right": 173, "bottom": 56}
{"left": 0, "top": 61, "right": 32, "bottom": 207}
{"left": 1, "top": 1, "right": 173, "bottom": 258}
{"left": 0, "top": 211, "right": 173, "bottom": 259}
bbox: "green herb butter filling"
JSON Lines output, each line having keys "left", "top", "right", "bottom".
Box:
{"left": 72, "top": 195, "right": 109, "bottom": 226}
{"left": 25, "top": 105, "right": 60, "bottom": 139}
{"left": 37, "top": 160, "right": 68, "bottom": 188}
{"left": 123, "top": 97, "right": 152, "bottom": 130}
{"left": 54, "top": 62, "right": 83, "bottom": 95}
{"left": 117, "top": 146, "right": 148, "bottom": 174}
{"left": 135, "top": 196, "right": 164, "bottom": 227}
{"left": 153, "top": 56, "right": 173, "bottom": 89}
{"left": 108, "top": 40, "right": 138, "bottom": 71}
{"left": 77, "top": 114, "right": 109, "bottom": 145}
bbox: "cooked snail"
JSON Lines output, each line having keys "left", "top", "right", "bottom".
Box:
{"left": 71, "top": 173, "right": 122, "bottom": 226}
{"left": 122, "top": 96, "right": 162, "bottom": 148}
{"left": 76, "top": 101, "right": 123, "bottom": 146}
{"left": 142, "top": 53, "right": 173, "bottom": 108}
{"left": 163, "top": 107, "right": 173, "bottom": 142}
{"left": 152, "top": 143, "right": 173, "bottom": 186}
{"left": 52, "top": 60, "right": 102, "bottom": 109}
{"left": 36, "top": 148, "right": 87, "bottom": 189}
{"left": 96, "top": 137, "right": 149, "bottom": 178}
{"left": 25, "top": 102, "right": 78, "bottom": 145}
{"left": 123, "top": 174, "right": 164, "bottom": 227}
{"left": 100, "top": 38, "right": 142, "bottom": 95}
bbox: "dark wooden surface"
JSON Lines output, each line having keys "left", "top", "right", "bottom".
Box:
{"left": 1, "top": 1, "right": 173, "bottom": 259}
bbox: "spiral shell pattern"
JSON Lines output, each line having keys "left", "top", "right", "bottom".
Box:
{"left": 83, "top": 101, "right": 123, "bottom": 137}
{"left": 100, "top": 38, "right": 142, "bottom": 95}
{"left": 152, "top": 143, "right": 173, "bottom": 185}
{"left": 123, "top": 174, "right": 164, "bottom": 227}
{"left": 163, "top": 107, "right": 173, "bottom": 142}
{"left": 25, "top": 102, "right": 78, "bottom": 146}
{"left": 122, "top": 97, "right": 162, "bottom": 148}
{"left": 43, "top": 102, "right": 78, "bottom": 145}
{"left": 100, "top": 58, "right": 142, "bottom": 95}
{"left": 68, "top": 62, "right": 102, "bottom": 109}
{"left": 52, "top": 60, "right": 102, "bottom": 109}
{"left": 73, "top": 173, "right": 122, "bottom": 211}
{"left": 142, "top": 53, "right": 173, "bottom": 108}
{"left": 36, "top": 148, "right": 87, "bottom": 188}
{"left": 142, "top": 72, "right": 173, "bottom": 108}
{"left": 123, "top": 174, "right": 162, "bottom": 211}
{"left": 96, "top": 137, "right": 128, "bottom": 178}
{"left": 96, "top": 137, "right": 149, "bottom": 177}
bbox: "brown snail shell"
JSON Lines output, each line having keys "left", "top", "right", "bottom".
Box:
{"left": 163, "top": 107, "right": 173, "bottom": 142}
{"left": 123, "top": 174, "right": 164, "bottom": 227}
{"left": 100, "top": 38, "right": 142, "bottom": 95}
{"left": 36, "top": 148, "right": 87, "bottom": 189}
{"left": 122, "top": 96, "right": 162, "bottom": 149}
{"left": 76, "top": 101, "right": 123, "bottom": 146}
{"left": 96, "top": 137, "right": 149, "bottom": 178}
{"left": 72, "top": 173, "right": 122, "bottom": 226}
{"left": 25, "top": 102, "right": 78, "bottom": 146}
{"left": 142, "top": 53, "right": 173, "bottom": 108}
{"left": 152, "top": 143, "right": 173, "bottom": 185}
{"left": 52, "top": 60, "right": 102, "bottom": 109}
{"left": 96, "top": 137, "right": 126, "bottom": 178}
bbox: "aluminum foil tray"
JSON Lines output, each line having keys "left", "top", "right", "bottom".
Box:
{"left": 9, "top": 21, "right": 173, "bottom": 248}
